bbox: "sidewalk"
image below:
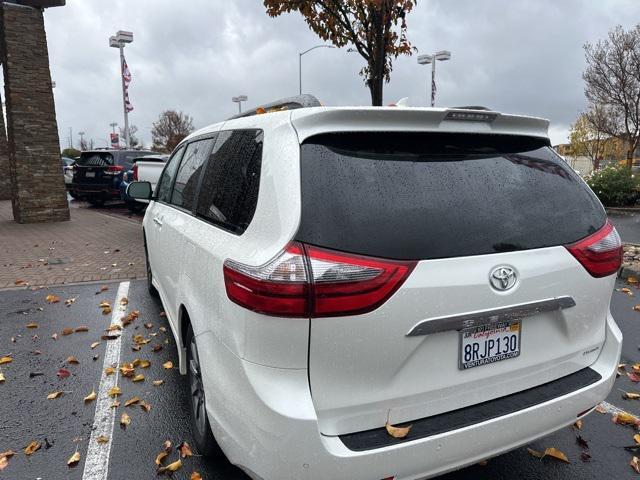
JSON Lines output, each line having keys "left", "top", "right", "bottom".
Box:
{"left": 0, "top": 200, "right": 146, "bottom": 288}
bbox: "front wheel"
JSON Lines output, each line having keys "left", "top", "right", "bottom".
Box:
{"left": 186, "top": 325, "right": 223, "bottom": 457}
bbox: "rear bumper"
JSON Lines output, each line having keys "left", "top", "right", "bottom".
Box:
{"left": 207, "top": 313, "right": 621, "bottom": 480}
{"left": 68, "top": 184, "right": 121, "bottom": 197}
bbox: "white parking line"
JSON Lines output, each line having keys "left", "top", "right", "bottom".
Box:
{"left": 82, "top": 281, "right": 130, "bottom": 480}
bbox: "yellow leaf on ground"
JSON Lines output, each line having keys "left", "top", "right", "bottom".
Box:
{"left": 66, "top": 356, "right": 80, "bottom": 365}
{"left": 104, "top": 367, "right": 115, "bottom": 376}
{"left": 120, "top": 412, "right": 131, "bottom": 427}
{"left": 67, "top": 451, "right": 81, "bottom": 467}
{"left": 0, "top": 357, "right": 12, "bottom": 365}
{"left": 24, "top": 441, "right": 40, "bottom": 455}
{"left": 614, "top": 412, "right": 639, "bottom": 425}
{"left": 634, "top": 305, "right": 640, "bottom": 312}
{"left": 120, "top": 363, "right": 135, "bottom": 377}
{"left": 163, "top": 361, "right": 173, "bottom": 370}
{"left": 528, "top": 447, "right": 570, "bottom": 463}
{"left": 0, "top": 450, "right": 15, "bottom": 460}
{"left": 75, "top": 326, "right": 89, "bottom": 333}
{"left": 178, "top": 442, "right": 193, "bottom": 458}
{"left": 574, "top": 419, "right": 583, "bottom": 430}
{"left": 0, "top": 456, "right": 7, "bottom": 471}
{"left": 385, "top": 421, "right": 412, "bottom": 439}
{"left": 124, "top": 396, "right": 140, "bottom": 407}
{"left": 155, "top": 450, "right": 169, "bottom": 466}
{"left": 634, "top": 434, "right": 640, "bottom": 444}
{"left": 632, "top": 456, "right": 640, "bottom": 474}
{"left": 120, "top": 297, "right": 129, "bottom": 306}
{"left": 110, "top": 400, "right": 120, "bottom": 408}
{"left": 0, "top": 371, "right": 4, "bottom": 383}
{"left": 595, "top": 404, "right": 608, "bottom": 414}
{"left": 26, "top": 323, "right": 38, "bottom": 329}
{"left": 132, "top": 374, "right": 145, "bottom": 382}
{"left": 61, "top": 328, "right": 74, "bottom": 336}
{"left": 153, "top": 380, "right": 164, "bottom": 386}
{"left": 158, "top": 459, "right": 182, "bottom": 474}
{"left": 140, "top": 401, "right": 152, "bottom": 413}
{"left": 108, "top": 386, "right": 121, "bottom": 398}
{"left": 629, "top": 276, "right": 639, "bottom": 284}
{"left": 96, "top": 436, "right": 109, "bottom": 444}
{"left": 90, "top": 342, "right": 101, "bottom": 349}
{"left": 191, "top": 472, "right": 202, "bottom": 480}
{"left": 624, "top": 391, "right": 640, "bottom": 400}
{"left": 45, "top": 294, "right": 60, "bottom": 303}
{"left": 137, "top": 360, "right": 151, "bottom": 368}
{"left": 102, "top": 306, "right": 112, "bottom": 315}
{"left": 622, "top": 287, "right": 634, "bottom": 296}
{"left": 47, "top": 391, "right": 64, "bottom": 400}
{"left": 84, "top": 389, "right": 97, "bottom": 403}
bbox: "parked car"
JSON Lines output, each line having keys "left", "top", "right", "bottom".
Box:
{"left": 69, "top": 149, "right": 155, "bottom": 206}
{"left": 128, "top": 95, "right": 622, "bottom": 480}
{"left": 120, "top": 154, "right": 168, "bottom": 212}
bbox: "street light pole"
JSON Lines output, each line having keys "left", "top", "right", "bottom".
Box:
{"left": 299, "top": 45, "right": 335, "bottom": 95}
{"left": 232, "top": 95, "right": 248, "bottom": 114}
{"left": 417, "top": 50, "right": 452, "bottom": 107}
{"left": 110, "top": 122, "right": 118, "bottom": 134}
{"left": 109, "top": 31, "right": 133, "bottom": 148}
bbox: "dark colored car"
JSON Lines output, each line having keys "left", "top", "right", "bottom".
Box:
{"left": 120, "top": 154, "right": 168, "bottom": 212}
{"left": 69, "top": 149, "right": 155, "bottom": 205}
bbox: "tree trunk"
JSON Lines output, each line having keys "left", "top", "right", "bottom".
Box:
{"left": 627, "top": 148, "right": 634, "bottom": 169}
{"left": 368, "top": 76, "right": 383, "bottom": 106}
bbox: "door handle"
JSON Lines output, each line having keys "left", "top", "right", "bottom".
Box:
{"left": 153, "top": 217, "right": 163, "bottom": 226}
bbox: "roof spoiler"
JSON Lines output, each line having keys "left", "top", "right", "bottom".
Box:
{"left": 227, "top": 94, "right": 322, "bottom": 120}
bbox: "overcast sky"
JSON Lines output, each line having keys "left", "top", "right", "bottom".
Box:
{"left": 39, "top": 0, "right": 640, "bottom": 150}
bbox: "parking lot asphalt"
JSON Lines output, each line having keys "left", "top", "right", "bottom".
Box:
{"left": 1, "top": 279, "right": 640, "bottom": 480}
{"left": 609, "top": 212, "right": 640, "bottom": 244}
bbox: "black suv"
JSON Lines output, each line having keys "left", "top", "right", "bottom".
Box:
{"left": 69, "top": 149, "right": 155, "bottom": 205}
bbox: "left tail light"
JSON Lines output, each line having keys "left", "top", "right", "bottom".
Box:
{"left": 132, "top": 164, "right": 138, "bottom": 181}
{"left": 105, "top": 165, "right": 124, "bottom": 175}
{"left": 565, "top": 220, "right": 622, "bottom": 278}
{"left": 223, "top": 242, "right": 416, "bottom": 318}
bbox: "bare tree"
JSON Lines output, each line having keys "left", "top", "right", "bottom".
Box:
{"left": 151, "top": 110, "right": 195, "bottom": 153}
{"left": 264, "top": 0, "right": 417, "bottom": 106}
{"left": 119, "top": 125, "right": 142, "bottom": 149}
{"left": 569, "top": 104, "right": 619, "bottom": 171}
{"left": 583, "top": 25, "right": 640, "bottom": 168}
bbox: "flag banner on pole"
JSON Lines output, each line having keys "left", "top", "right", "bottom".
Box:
{"left": 431, "top": 77, "right": 436, "bottom": 107}
{"left": 122, "top": 56, "right": 134, "bottom": 112}
{"left": 124, "top": 89, "right": 134, "bottom": 113}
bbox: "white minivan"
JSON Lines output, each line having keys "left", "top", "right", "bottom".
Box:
{"left": 128, "top": 95, "right": 622, "bottom": 480}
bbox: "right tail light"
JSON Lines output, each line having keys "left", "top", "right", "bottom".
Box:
{"left": 223, "top": 242, "right": 416, "bottom": 318}
{"left": 566, "top": 220, "right": 622, "bottom": 278}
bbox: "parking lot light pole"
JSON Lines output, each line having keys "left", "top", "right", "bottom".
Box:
{"left": 232, "top": 95, "right": 247, "bottom": 114}
{"left": 109, "top": 31, "right": 133, "bottom": 148}
{"left": 417, "top": 50, "right": 452, "bottom": 107}
{"left": 299, "top": 45, "right": 335, "bottom": 95}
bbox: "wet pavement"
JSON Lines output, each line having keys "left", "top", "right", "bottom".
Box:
{"left": 609, "top": 212, "right": 640, "bottom": 244}
{"left": 1, "top": 279, "right": 640, "bottom": 479}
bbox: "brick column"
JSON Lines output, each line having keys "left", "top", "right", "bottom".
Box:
{"left": 1, "top": 2, "right": 69, "bottom": 223}
{"left": 0, "top": 88, "right": 10, "bottom": 200}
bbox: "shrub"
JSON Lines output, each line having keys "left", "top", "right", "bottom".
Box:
{"left": 61, "top": 148, "right": 81, "bottom": 159}
{"left": 586, "top": 164, "right": 640, "bottom": 207}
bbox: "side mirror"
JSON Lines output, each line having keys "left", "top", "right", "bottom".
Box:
{"left": 127, "top": 181, "right": 152, "bottom": 200}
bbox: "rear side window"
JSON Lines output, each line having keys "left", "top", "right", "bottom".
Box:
{"left": 196, "top": 129, "right": 263, "bottom": 234}
{"left": 297, "top": 132, "right": 605, "bottom": 260}
{"left": 77, "top": 152, "right": 114, "bottom": 166}
{"left": 155, "top": 146, "right": 185, "bottom": 203}
{"left": 170, "top": 138, "right": 215, "bottom": 211}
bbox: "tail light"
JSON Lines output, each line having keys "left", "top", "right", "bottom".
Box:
{"left": 104, "top": 165, "right": 124, "bottom": 175}
{"left": 132, "top": 164, "right": 138, "bottom": 181}
{"left": 566, "top": 220, "right": 622, "bottom": 278}
{"left": 223, "top": 242, "right": 416, "bottom": 318}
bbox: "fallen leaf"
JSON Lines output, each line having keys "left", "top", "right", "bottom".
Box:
{"left": 98, "top": 285, "right": 109, "bottom": 293}
{"left": 624, "top": 391, "right": 640, "bottom": 400}
{"left": 61, "top": 328, "right": 74, "bottom": 336}
{"left": 124, "top": 396, "right": 140, "bottom": 407}
{"left": 629, "top": 372, "right": 640, "bottom": 383}
{"left": 45, "top": 294, "right": 60, "bottom": 304}
{"left": 595, "top": 404, "right": 608, "bottom": 414}
{"left": 159, "top": 327, "right": 167, "bottom": 333}
{"left": 0, "top": 370, "right": 5, "bottom": 383}
{"left": 528, "top": 447, "right": 570, "bottom": 463}
{"left": 634, "top": 305, "right": 640, "bottom": 312}
{"left": 131, "top": 345, "right": 141, "bottom": 352}
{"left": 162, "top": 440, "right": 172, "bottom": 451}
{"left": 110, "top": 400, "right": 120, "bottom": 408}
{"left": 120, "top": 412, "right": 131, "bottom": 427}
{"left": 104, "top": 367, "right": 115, "bottom": 376}
{"left": 67, "top": 450, "right": 81, "bottom": 467}
{"left": 66, "top": 356, "right": 79, "bottom": 365}
{"left": 580, "top": 451, "right": 591, "bottom": 462}
{"left": 24, "top": 441, "right": 40, "bottom": 455}
{"left": 153, "top": 380, "right": 164, "bottom": 386}
{"left": 133, "top": 334, "right": 150, "bottom": 345}
{"left": 51, "top": 333, "right": 58, "bottom": 340}
{"left": 0, "top": 451, "right": 15, "bottom": 460}
{"left": 574, "top": 419, "right": 583, "bottom": 430}
{"left": 105, "top": 324, "right": 122, "bottom": 332}
{"left": 101, "top": 334, "right": 120, "bottom": 341}
{"left": 140, "top": 401, "right": 152, "bottom": 413}
{"left": 385, "top": 421, "right": 412, "bottom": 439}
{"left": 108, "top": 386, "right": 121, "bottom": 397}
{"left": 132, "top": 374, "right": 145, "bottom": 382}
{"left": 191, "top": 472, "right": 202, "bottom": 480}
{"left": 144, "top": 323, "right": 153, "bottom": 329}
{"left": 614, "top": 412, "right": 640, "bottom": 426}
{"left": 622, "top": 287, "right": 634, "bottom": 296}
{"left": 156, "top": 451, "right": 169, "bottom": 465}
{"left": 102, "top": 306, "right": 112, "bottom": 315}
{"left": 0, "top": 456, "right": 7, "bottom": 471}
{"left": 152, "top": 344, "right": 163, "bottom": 352}
{"left": 75, "top": 326, "right": 89, "bottom": 333}
{"left": 632, "top": 456, "right": 640, "bottom": 474}
{"left": 14, "top": 279, "right": 28, "bottom": 285}
{"left": 160, "top": 311, "right": 166, "bottom": 317}
{"left": 47, "top": 391, "right": 64, "bottom": 399}
{"left": 26, "top": 323, "right": 38, "bottom": 329}
{"left": 96, "top": 436, "right": 109, "bottom": 444}
{"left": 90, "top": 342, "right": 101, "bottom": 349}
{"left": 84, "top": 389, "right": 97, "bottom": 403}
{"left": 133, "top": 359, "right": 150, "bottom": 368}
{"left": 158, "top": 459, "right": 182, "bottom": 474}
{"left": 99, "top": 301, "right": 110, "bottom": 308}
{"left": 576, "top": 435, "right": 589, "bottom": 449}
{"left": 163, "top": 361, "right": 173, "bottom": 370}
{"left": 630, "top": 276, "right": 639, "bottom": 284}
{"left": 635, "top": 434, "right": 640, "bottom": 444}
{"left": 0, "top": 357, "right": 12, "bottom": 365}
{"left": 120, "top": 297, "right": 129, "bottom": 306}
{"left": 57, "top": 368, "right": 71, "bottom": 378}
{"left": 120, "top": 363, "right": 135, "bottom": 377}
{"left": 178, "top": 442, "right": 193, "bottom": 458}
{"left": 64, "top": 297, "right": 77, "bottom": 306}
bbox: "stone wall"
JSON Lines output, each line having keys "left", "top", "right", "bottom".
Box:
{"left": 0, "top": 90, "right": 10, "bottom": 200}
{"left": 0, "top": 2, "right": 69, "bottom": 222}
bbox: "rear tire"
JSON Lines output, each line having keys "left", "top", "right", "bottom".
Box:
{"left": 186, "top": 325, "right": 223, "bottom": 458}
{"left": 144, "top": 240, "right": 158, "bottom": 298}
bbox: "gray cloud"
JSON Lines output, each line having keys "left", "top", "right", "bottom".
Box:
{"left": 40, "top": 0, "right": 640, "bottom": 149}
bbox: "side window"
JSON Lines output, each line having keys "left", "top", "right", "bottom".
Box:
{"left": 196, "top": 129, "right": 263, "bottom": 234}
{"left": 170, "top": 138, "right": 215, "bottom": 211}
{"left": 155, "top": 146, "right": 185, "bottom": 203}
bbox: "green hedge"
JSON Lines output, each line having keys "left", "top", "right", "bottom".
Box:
{"left": 586, "top": 164, "right": 640, "bottom": 207}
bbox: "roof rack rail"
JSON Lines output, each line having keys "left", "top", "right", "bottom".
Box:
{"left": 227, "top": 94, "right": 322, "bottom": 120}
{"left": 451, "top": 106, "right": 492, "bottom": 111}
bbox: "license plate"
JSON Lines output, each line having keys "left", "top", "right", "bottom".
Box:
{"left": 459, "top": 321, "right": 521, "bottom": 370}
{"left": 85, "top": 172, "right": 95, "bottom": 178}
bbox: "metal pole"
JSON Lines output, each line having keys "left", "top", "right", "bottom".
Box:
{"left": 431, "top": 58, "right": 436, "bottom": 107}
{"left": 238, "top": 101, "right": 241, "bottom": 114}
{"left": 299, "top": 53, "right": 302, "bottom": 95}
{"left": 119, "top": 44, "right": 130, "bottom": 149}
